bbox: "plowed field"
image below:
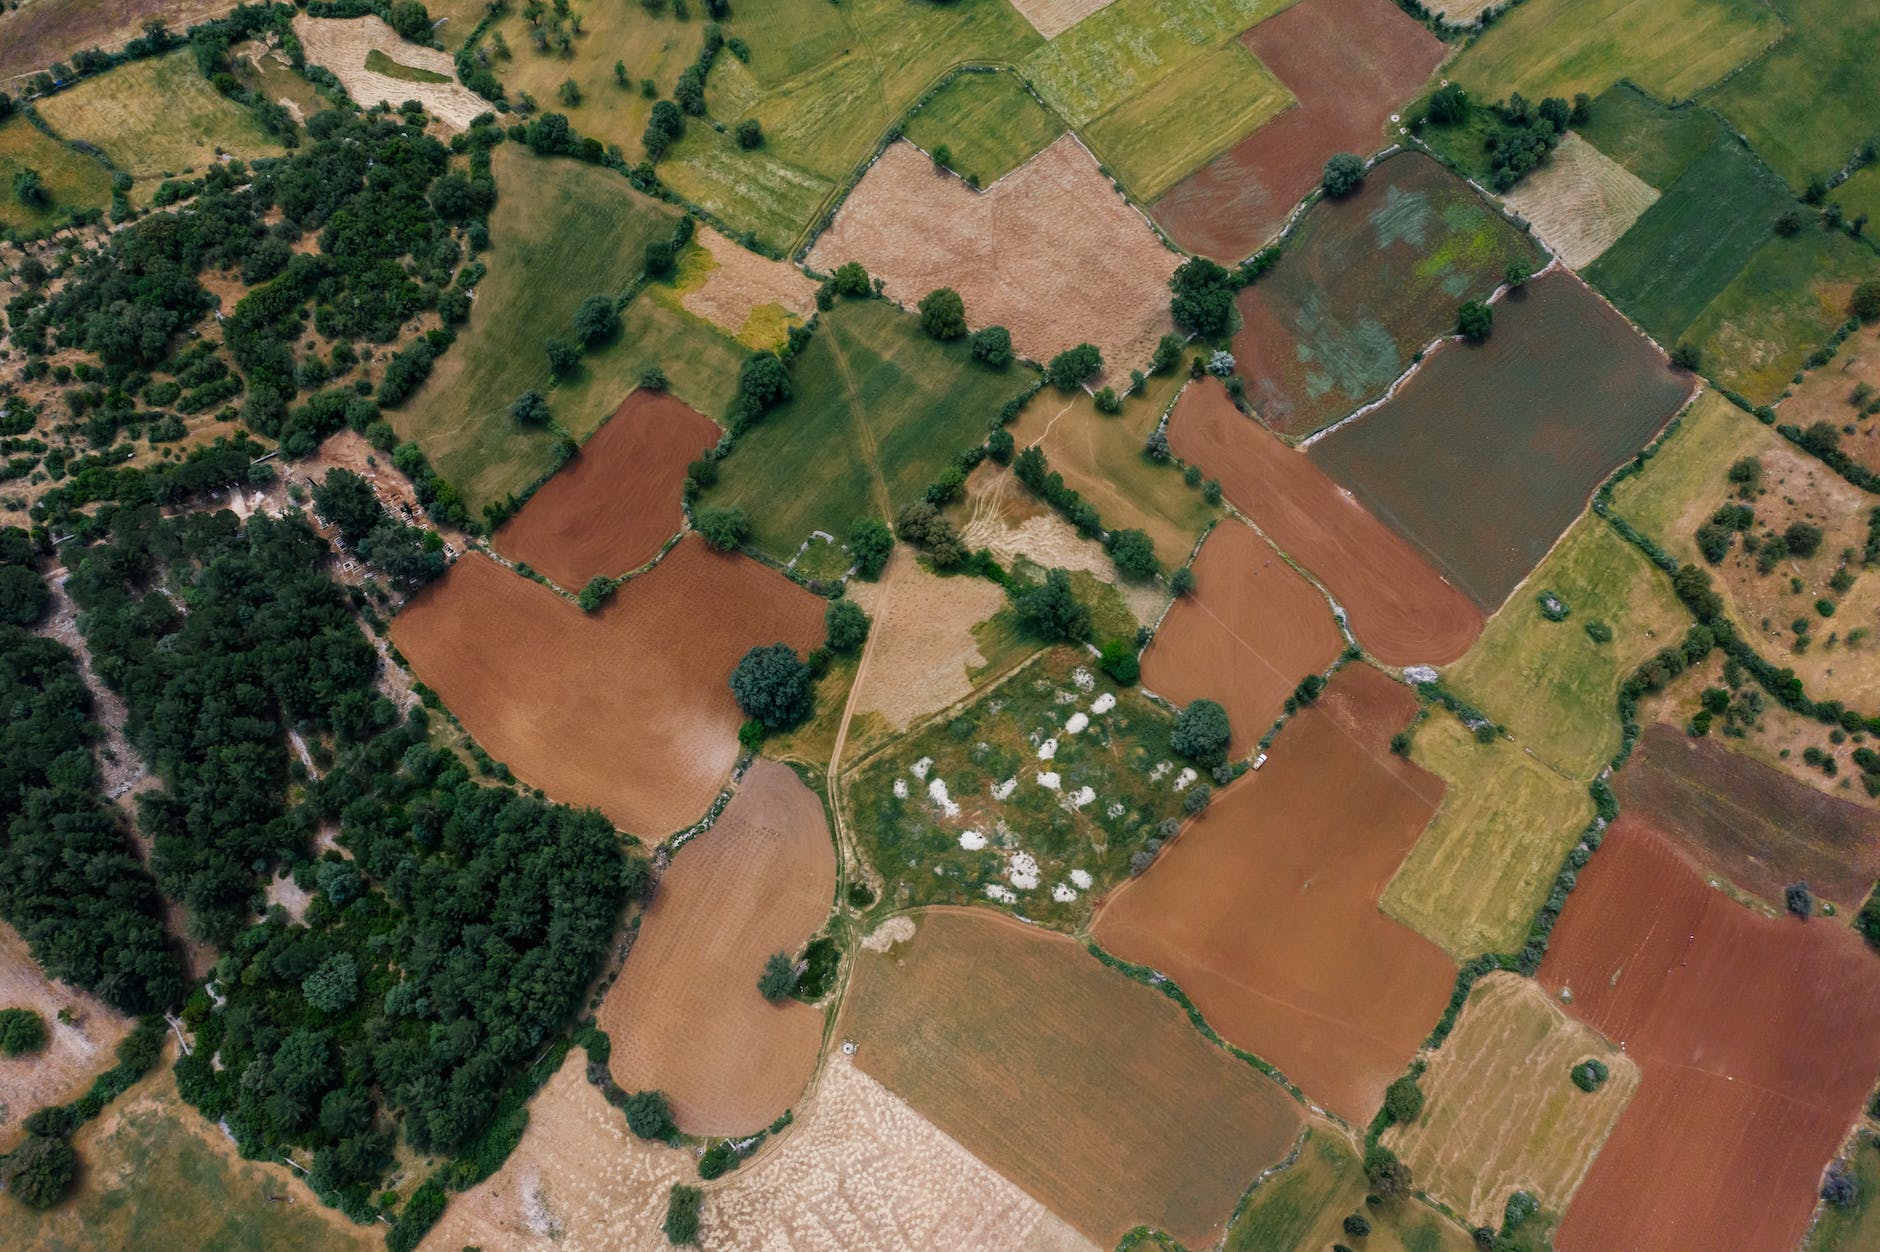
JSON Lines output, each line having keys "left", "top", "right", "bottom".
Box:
{"left": 1092, "top": 664, "right": 1457, "bottom": 1122}
{"left": 390, "top": 540, "right": 824, "bottom": 836}
{"left": 1167, "top": 380, "right": 1481, "bottom": 665}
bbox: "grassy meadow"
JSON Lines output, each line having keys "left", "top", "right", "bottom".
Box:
{"left": 902, "top": 70, "right": 1065, "bottom": 187}
{"left": 1707, "top": 0, "right": 1880, "bottom": 188}
{"left": 0, "top": 115, "right": 113, "bottom": 234}
{"left": 1572, "top": 83, "right": 1724, "bottom": 190}
{"left": 1226, "top": 1127, "right": 1476, "bottom": 1252}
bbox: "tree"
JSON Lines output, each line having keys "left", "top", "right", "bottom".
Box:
{"left": 1383, "top": 1074, "right": 1424, "bottom": 1125}
{"left": 1505, "top": 259, "right": 1531, "bottom": 288}
{"left": 932, "top": 143, "right": 953, "bottom": 170}
{"left": 987, "top": 428, "right": 1015, "bottom": 464}
{"left": 615, "top": 58, "right": 629, "bottom": 85}
{"left": 825, "top": 598, "right": 869, "bottom": 653}
{"left": 1570, "top": 91, "right": 1592, "bottom": 125}
{"left": 757, "top": 951, "right": 798, "bottom": 1000}
{"left": 12, "top": 166, "right": 44, "bottom": 206}
{"left": 1093, "top": 386, "right": 1121, "bottom": 414}
{"left": 918, "top": 287, "right": 967, "bottom": 340}
{"left": 1170, "top": 566, "right": 1195, "bottom": 597}
{"left": 848, "top": 517, "right": 893, "bottom": 579}
{"left": 1787, "top": 881, "right": 1815, "bottom": 918}
{"left": 664, "top": 1183, "right": 702, "bottom": 1244}
{"left": 1823, "top": 1162, "right": 1860, "bottom": 1209}
{"left": 573, "top": 294, "right": 619, "bottom": 346}
{"left": 970, "top": 325, "right": 1012, "bottom": 368}
{"left": 1428, "top": 83, "right": 1468, "bottom": 125}
{"left": 0, "top": 1008, "right": 46, "bottom": 1056}
{"left": 510, "top": 389, "right": 551, "bottom": 426}
{"left": 558, "top": 78, "right": 581, "bottom": 106}
{"left": 729, "top": 643, "right": 813, "bottom": 729}
{"left": 644, "top": 239, "right": 675, "bottom": 277}
{"left": 1457, "top": 300, "right": 1493, "bottom": 342}
{"left": 1343, "top": 1215, "right": 1372, "bottom": 1238}
{"left": 1171, "top": 699, "right": 1231, "bottom": 767}
{"left": 578, "top": 574, "right": 620, "bottom": 611}
{"left": 2, "top": 1135, "right": 77, "bottom": 1208}
{"left": 1046, "top": 343, "right": 1102, "bottom": 391}
{"left": 643, "top": 99, "right": 684, "bottom": 160}
{"left": 1017, "top": 568, "right": 1091, "bottom": 642}
{"left": 1854, "top": 280, "right": 1880, "bottom": 323}
{"left": 389, "top": 0, "right": 432, "bottom": 40}
{"left": 1106, "top": 528, "right": 1158, "bottom": 579}
{"left": 624, "top": 1089, "right": 676, "bottom": 1140}
{"left": 1322, "top": 152, "right": 1365, "bottom": 197}
{"left": 1364, "top": 1143, "right": 1412, "bottom": 1202}
{"left": 0, "top": 563, "right": 51, "bottom": 627}
{"left": 733, "top": 351, "right": 792, "bottom": 425}
{"left": 735, "top": 118, "right": 763, "bottom": 149}
{"left": 694, "top": 506, "right": 749, "bottom": 551}
{"left": 1169, "top": 257, "right": 1235, "bottom": 338}
{"left": 830, "top": 261, "right": 870, "bottom": 297}
{"left": 1784, "top": 521, "right": 1824, "bottom": 558}
{"left": 314, "top": 470, "right": 387, "bottom": 547}
{"left": 302, "top": 952, "right": 359, "bottom": 1014}
{"left": 545, "top": 336, "right": 581, "bottom": 377}
{"left": 1670, "top": 342, "right": 1702, "bottom": 370}
{"left": 1099, "top": 639, "right": 1139, "bottom": 685}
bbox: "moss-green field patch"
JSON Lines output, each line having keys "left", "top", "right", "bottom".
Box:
{"left": 0, "top": 114, "right": 113, "bottom": 234}
{"left": 901, "top": 70, "right": 1066, "bottom": 188}
{"left": 363, "top": 47, "right": 451, "bottom": 83}
{"left": 1226, "top": 1126, "right": 1476, "bottom": 1252}
{"left": 1572, "top": 83, "right": 1724, "bottom": 190}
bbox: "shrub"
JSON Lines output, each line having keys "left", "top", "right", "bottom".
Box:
{"left": 1786, "top": 881, "right": 1814, "bottom": 918}
{"left": 1322, "top": 152, "right": 1365, "bottom": 197}
{"left": 1784, "top": 522, "right": 1824, "bottom": 558}
{"left": 1823, "top": 1161, "right": 1860, "bottom": 1208}
{"left": 1098, "top": 639, "right": 1139, "bottom": 685}
{"left": 1585, "top": 620, "right": 1612, "bottom": 643}
{"left": 1570, "top": 1058, "right": 1609, "bottom": 1092}
{"left": 509, "top": 389, "right": 551, "bottom": 426}
{"left": 2, "top": 1135, "right": 77, "bottom": 1209}
{"left": 578, "top": 575, "right": 620, "bottom": 612}
{"left": 664, "top": 1183, "right": 702, "bottom": 1243}
{"left": 624, "top": 1089, "right": 676, "bottom": 1140}
{"left": 1382, "top": 1074, "right": 1424, "bottom": 1125}
{"left": 824, "top": 598, "right": 870, "bottom": 653}
{"left": 694, "top": 506, "right": 750, "bottom": 551}
{"left": 735, "top": 118, "right": 763, "bottom": 149}
{"left": 918, "top": 287, "right": 967, "bottom": 340}
{"left": 1046, "top": 343, "right": 1102, "bottom": 391}
{"left": 1172, "top": 699, "right": 1231, "bottom": 767}
{"left": 1457, "top": 300, "right": 1493, "bottom": 342}
{"left": 0, "top": 1008, "right": 46, "bottom": 1056}
{"left": 757, "top": 951, "right": 797, "bottom": 1001}
{"left": 848, "top": 517, "right": 893, "bottom": 579}
{"left": 1503, "top": 1190, "right": 1539, "bottom": 1231}
{"left": 1343, "top": 1214, "right": 1372, "bottom": 1238}
{"left": 970, "top": 325, "right": 1012, "bottom": 368}
{"left": 1671, "top": 342, "right": 1702, "bottom": 371}
{"left": 729, "top": 643, "right": 812, "bottom": 730}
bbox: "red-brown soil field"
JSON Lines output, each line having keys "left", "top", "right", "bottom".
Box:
{"left": 842, "top": 908, "right": 1301, "bottom": 1247}
{"left": 1092, "top": 664, "right": 1457, "bottom": 1123}
{"left": 1167, "top": 380, "right": 1481, "bottom": 665}
{"left": 0, "top": 0, "right": 236, "bottom": 81}
{"left": 1617, "top": 723, "right": 1880, "bottom": 908}
{"left": 1540, "top": 819, "right": 1880, "bottom": 1252}
{"left": 390, "top": 539, "right": 824, "bottom": 835}
{"left": 599, "top": 759, "right": 834, "bottom": 1134}
{"left": 495, "top": 390, "right": 720, "bottom": 589}
{"left": 1152, "top": 0, "right": 1445, "bottom": 260}
{"left": 1141, "top": 520, "right": 1343, "bottom": 754}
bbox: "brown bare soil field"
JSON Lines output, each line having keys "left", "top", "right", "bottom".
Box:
{"left": 1141, "top": 520, "right": 1342, "bottom": 754}
{"left": 1503, "top": 132, "right": 1660, "bottom": 269}
{"left": 600, "top": 759, "right": 833, "bottom": 1134}
{"left": 0, "top": 0, "right": 234, "bottom": 81}
{"left": 1154, "top": 0, "right": 1445, "bottom": 259}
{"left": 845, "top": 549, "right": 1013, "bottom": 733}
{"left": 1616, "top": 722, "right": 1880, "bottom": 908}
{"left": 1167, "top": 380, "right": 1482, "bottom": 665}
{"left": 0, "top": 923, "right": 135, "bottom": 1150}
{"left": 1384, "top": 973, "right": 1640, "bottom": 1228}
{"left": 842, "top": 908, "right": 1301, "bottom": 1247}
{"left": 1539, "top": 819, "right": 1880, "bottom": 1252}
{"left": 292, "top": 16, "right": 488, "bottom": 129}
{"left": 390, "top": 540, "right": 824, "bottom": 836}
{"left": 807, "top": 137, "right": 1178, "bottom": 380}
{"left": 1009, "top": 0, "right": 1118, "bottom": 38}
{"left": 495, "top": 390, "right": 719, "bottom": 589}
{"left": 425, "top": 1049, "right": 1095, "bottom": 1251}
{"left": 1790, "top": 324, "right": 1880, "bottom": 477}
{"left": 1092, "top": 664, "right": 1457, "bottom": 1123}
{"left": 679, "top": 225, "right": 818, "bottom": 346}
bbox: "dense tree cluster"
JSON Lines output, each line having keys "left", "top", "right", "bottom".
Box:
{"left": 1169, "top": 258, "right": 1236, "bottom": 339}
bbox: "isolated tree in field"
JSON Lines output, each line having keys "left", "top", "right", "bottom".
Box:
{"left": 1169, "top": 257, "right": 1236, "bottom": 338}
{"left": 1322, "top": 152, "right": 1365, "bottom": 197}
{"left": 614, "top": 58, "right": 629, "bottom": 86}
{"left": 12, "top": 167, "right": 44, "bottom": 206}
{"left": 544, "top": 335, "right": 581, "bottom": 377}
{"left": 1171, "top": 698, "right": 1231, "bottom": 767}
{"left": 757, "top": 951, "right": 798, "bottom": 1000}
{"left": 970, "top": 325, "right": 1012, "bottom": 367}
{"left": 919, "top": 287, "right": 968, "bottom": 340}
{"left": 510, "top": 388, "right": 551, "bottom": 426}
{"left": 729, "top": 642, "right": 813, "bottom": 729}
{"left": 735, "top": 117, "right": 763, "bottom": 149}
{"left": 1457, "top": 300, "right": 1493, "bottom": 342}
{"left": 824, "top": 597, "right": 870, "bottom": 653}
{"left": 313, "top": 469, "right": 386, "bottom": 547}
{"left": 2, "top": 1135, "right": 76, "bottom": 1208}
{"left": 847, "top": 516, "right": 893, "bottom": 578}
{"left": 694, "top": 506, "right": 749, "bottom": 551}
{"left": 1017, "top": 568, "right": 1090, "bottom": 641}
{"left": 1046, "top": 343, "right": 1102, "bottom": 391}
{"left": 1787, "top": 881, "right": 1815, "bottom": 918}
{"left": 573, "top": 294, "right": 619, "bottom": 345}
{"left": 558, "top": 78, "right": 581, "bottom": 106}
{"left": 664, "top": 1183, "right": 702, "bottom": 1244}
{"left": 0, "top": 1008, "right": 46, "bottom": 1056}
{"left": 830, "top": 261, "right": 871, "bottom": 297}
{"left": 1784, "top": 521, "right": 1824, "bottom": 558}
{"left": 624, "top": 1089, "right": 676, "bottom": 1140}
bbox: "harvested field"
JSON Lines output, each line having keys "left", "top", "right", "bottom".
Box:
{"left": 0, "top": 0, "right": 234, "bottom": 81}
{"left": 843, "top": 908, "right": 1301, "bottom": 1247}
{"left": 1309, "top": 271, "right": 1691, "bottom": 611}
{"left": 673, "top": 226, "right": 817, "bottom": 351}
{"left": 599, "top": 759, "right": 833, "bottom": 1135}
{"left": 844, "top": 551, "right": 1017, "bottom": 735}
{"left": 1616, "top": 723, "right": 1880, "bottom": 909}
{"left": 901, "top": 69, "right": 1066, "bottom": 187}
{"left": 292, "top": 16, "right": 488, "bottom": 129}
{"left": 0, "top": 923, "right": 135, "bottom": 1150}
{"left": 807, "top": 137, "right": 1178, "bottom": 381}
{"left": 494, "top": 391, "right": 720, "bottom": 589}
{"left": 0, "top": 114, "right": 112, "bottom": 234}
{"left": 1154, "top": 0, "right": 1446, "bottom": 260}
{"left": 1503, "top": 132, "right": 1660, "bottom": 270}
{"left": 1141, "top": 521, "right": 1343, "bottom": 755}
{"left": 1227, "top": 152, "right": 1541, "bottom": 439}
{"left": 1539, "top": 819, "right": 1880, "bottom": 1252}
{"left": 1385, "top": 973, "right": 1639, "bottom": 1229}
{"left": 425, "top": 1048, "right": 1094, "bottom": 1252}
{"left": 1009, "top": 0, "right": 1117, "bottom": 39}
{"left": 390, "top": 540, "right": 824, "bottom": 836}
{"left": 1092, "top": 664, "right": 1458, "bottom": 1122}
{"left": 1227, "top": 1126, "right": 1475, "bottom": 1252}
{"left": 1168, "top": 379, "right": 1481, "bottom": 665}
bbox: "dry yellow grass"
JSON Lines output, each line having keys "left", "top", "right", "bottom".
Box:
{"left": 675, "top": 225, "right": 817, "bottom": 350}
{"left": 292, "top": 15, "right": 489, "bottom": 128}
{"left": 845, "top": 549, "right": 1014, "bottom": 734}
{"left": 1504, "top": 132, "right": 1660, "bottom": 269}
{"left": 0, "top": 923, "right": 135, "bottom": 1151}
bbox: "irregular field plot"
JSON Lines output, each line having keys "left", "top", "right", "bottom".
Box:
{"left": 293, "top": 16, "right": 487, "bottom": 129}
{"left": 1154, "top": 0, "right": 1446, "bottom": 260}
{"left": 1169, "top": 379, "right": 1481, "bottom": 665}
{"left": 1502, "top": 131, "right": 1659, "bottom": 270}
{"left": 1539, "top": 819, "right": 1880, "bottom": 1252}
{"left": 807, "top": 138, "right": 1179, "bottom": 381}
{"left": 1230, "top": 152, "right": 1541, "bottom": 439}
{"left": 842, "top": 908, "right": 1302, "bottom": 1247}
{"left": 1616, "top": 723, "right": 1880, "bottom": 909}
{"left": 1571, "top": 81, "right": 1722, "bottom": 191}
{"left": 599, "top": 760, "right": 833, "bottom": 1135}
{"left": 390, "top": 541, "right": 824, "bottom": 837}
{"left": 0, "top": 923, "right": 134, "bottom": 1151}
{"left": 1141, "top": 520, "right": 1343, "bottom": 756}
{"left": 0, "top": 0, "right": 233, "bottom": 80}
{"left": 0, "top": 114, "right": 112, "bottom": 234}
{"left": 1384, "top": 973, "right": 1639, "bottom": 1228}
{"left": 1008, "top": 0, "right": 1119, "bottom": 39}
{"left": 1093, "top": 664, "right": 1457, "bottom": 1122}
{"left": 1783, "top": 322, "right": 1880, "bottom": 478}
{"left": 1227, "top": 1126, "right": 1475, "bottom": 1252}
{"left": 495, "top": 390, "right": 720, "bottom": 589}
{"left": 1309, "top": 271, "right": 1691, "bottom": 611}
{"left": 901, "top": 69, "right": 1067, "bottom": 187}
{"left": 671, "top": 225, "right": 817, "bottom": 351}
{"left": 1708, "top": 0, "right": 1880, "bottom": 189}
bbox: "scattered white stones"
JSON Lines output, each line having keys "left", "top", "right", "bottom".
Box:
{"left": 959, "top": 829, "right": 987, "bottom": 851}
{"left": 1064, "top": 712, "right": 1089, "bottom": 734}
{"left": 1106, "top": 801, "right": 1127, "bottom": 819}
{"left": 1070, "top": 869, "right": 1093, "bottom": 889}
{"left": 1090, "top": 692, "right": 1117, "bottom": 715}
{"left": 984, "top": 883, "right": 1017, "bottom": 904}
{"left": 1404, "top": 665, "right": 1439, "bottom": 685}
{"left": 892, "top": 778, "right": 909, "bottom": 799}
{"left": 1036, "top": 737, "right": 1058, "bottom": 761}
{"left": 928, "top": 777, "right": 959, "bottom": 817}
{"left": 1072, "top": 667, "right": 1095, "bottom": 692}
{"left": 1036, "top": 771, "right": 1061, "bottom": 790}
{"left": 1149, "top": 761, "right": 1171, "bottom": 782}
{"left": 1174, "top": 767, "right": 1197, "bottom": 790}
{"left": 990, "top": 777, "right": 1018, "bottom": 801}
{"left": 910, "top": 757, "right": 933, "bottom": 780}
{"left": 1067, "top": 786, "right": 1096, "bottom": 809}
{"left": 1052, "top": 883, "right": 1078, "bottom": 903}
{"left": 1009, "top": 851, "right": 1040, "bottom": 890}
{"left": 1054, "top": 689, "right": 1078, "bottom": 705}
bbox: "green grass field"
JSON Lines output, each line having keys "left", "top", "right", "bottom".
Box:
{"left": 233, "top": 47, "right": 331, "bottom": 126}
{"left": 1443, "top": 512, "right": 1690, "bottom": 779}
{"left": 901, "top": 70, "right": 1065, "bottom": 187}
{"left": 1832, "top": 162, "right": 1880, "bottom": 228}
{"left": 1572, "top": 83, "right": 1724, "bottom": 190}
{"left": 1226, "top": 1127, "right": 1474, "bottom": 1252}
{"left": 364, "top": 47, "right": 452, "bottom": 83}
{"left": 0, "top": 115, "right": 113, "bottom": 234}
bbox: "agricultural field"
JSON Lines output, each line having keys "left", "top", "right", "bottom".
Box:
{"left": 599, "top": 759, "right": 834, "bottom": 1135}
{"left": 389, "top": 541, "right": 824, "bottom": 837}
{"left": 1309, "top": 271, "right": 1692, "bottom": 611}
{"left": 231, "top": 46, "right": 330, "bottom": 127}
{"left": 1502, "top": 132, "right": 1659, "bottom": 270}
{"left": 0, "top": 114, "right": 112, "bottom": 234}
{"left": 1539, "top": 819, "right": 1880, "bottom": 1252}
{"left": 700, "top": 298, "right": 1032, "bottom": 563}
{"left": 1384, "top": 973, "right": 1640, "bottom": 1229}
{"left": 1140, "top": 521, "right": 1344, "bottom": 755}
{"left": 806, "top": 137, "right": 1179, "bottom": 381}
{"left": 1154, "top": 0, "right": 1446, "bottom": 261}
{"left": 494, "top": 390, "right": 720, "bottom": 590}
{"left": 1781, "top": 322, "right": 1880, "bottom": 477}
{"left": 0, "top": 924, "right": 134, "bottom": 1150}
{"left": 1571, "top": 82, "right": 1724, "bottom": 192}
{"left": 844, "top": 647, "right": 1190, "bottom": 930}
{"left": 0, "top": 0, "right": 234, "bottom": 81}
{"left": 662, "top": 224, "right": 817, "bottom": 352}
{"left": 1092, "top": 664, "right": 1458, "bottom": 1123}
{"left": 901, "top": 70, "right": 1066, "bottom": 188}
{"left": 292, "top": 16, "right": 487, "bottom": 129}
{"left": 1833, "top": 163, "right": 1880, "bottom": 236}
{"left": 1382, "top": 714, "right": 1595, "bottom": 959}
{"left": 1226, "top": 1127, "right": 1475, "bottom": 1252}
{"left": 842, "top": 908, "right": 1302, "bottom": 1247}
{"left": 1230, "top": 152, "right": 1542, "bottom": 439}
{"left": 1168, "top": 379, "right": 1483, "bottom": 665}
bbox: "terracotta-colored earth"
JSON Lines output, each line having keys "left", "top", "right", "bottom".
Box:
{"left": 599, "top": 759, "right": 833, "bottom": 1134}
{"left": 495, "top": 390, "right": 720, "bottom": 589}
{"left": 1092, "top": 664, "right": 1458, "bottom": 1123}
{"left": 1540, "top": 818, "right": 1880, "bottom": 1252}
{"left": 390, "top": 539, "right": 824, "bottom": 836}
{"left": 1167, "top": 379, "right": 1481, "bottom": 666}
{"left": 1141, "top": 520, "right": 1343, "bottom": 755}
{"left": 1153, "top": 0, "right": 1446, "bottom": 260}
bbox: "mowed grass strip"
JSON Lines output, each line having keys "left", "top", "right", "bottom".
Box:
{"left": 1227, "top": 1126, "right": 1477, "bottom": 1252}
{"left": 842, "top": 908, "right": 1302, "bottom": 1248}
{"left": 901, "top": 69, "right": 1065, "bottom": 187}
{"left": 0, "top": 115, "right": 113, "bottom": 234}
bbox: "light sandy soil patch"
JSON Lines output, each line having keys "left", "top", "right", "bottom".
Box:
{"left": 1385, "top": 973, "right": 1639, "bottom": 1228}
{"left": 808, "top": 137, "right": 1178, "bottom": 381}
{"left": 1009, "top": 0, "right": 1119, "bottom": 38}
{"left": 293, "top": 15, "right": 488, "bottom": 129}
{"left": 0, "top": 924, "right": 135, "bottom": 1150}
{"left": 1503, "top": 132, "right": 1660, "bottom": 269}
{"left": 600, "top": 759, "right": 834, "bottom": 1135}
{"left": 846, "top": 549, "right": 1011, "bottom": 733}
{"left": 425, "top": 1048, "right": 1094, "bottom": 1251}
{"left": 678, "top": 225, "right": 818, "bottom": 348}
{"left": 1425, "top": 0, "right": 1502, "bottom": 20}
